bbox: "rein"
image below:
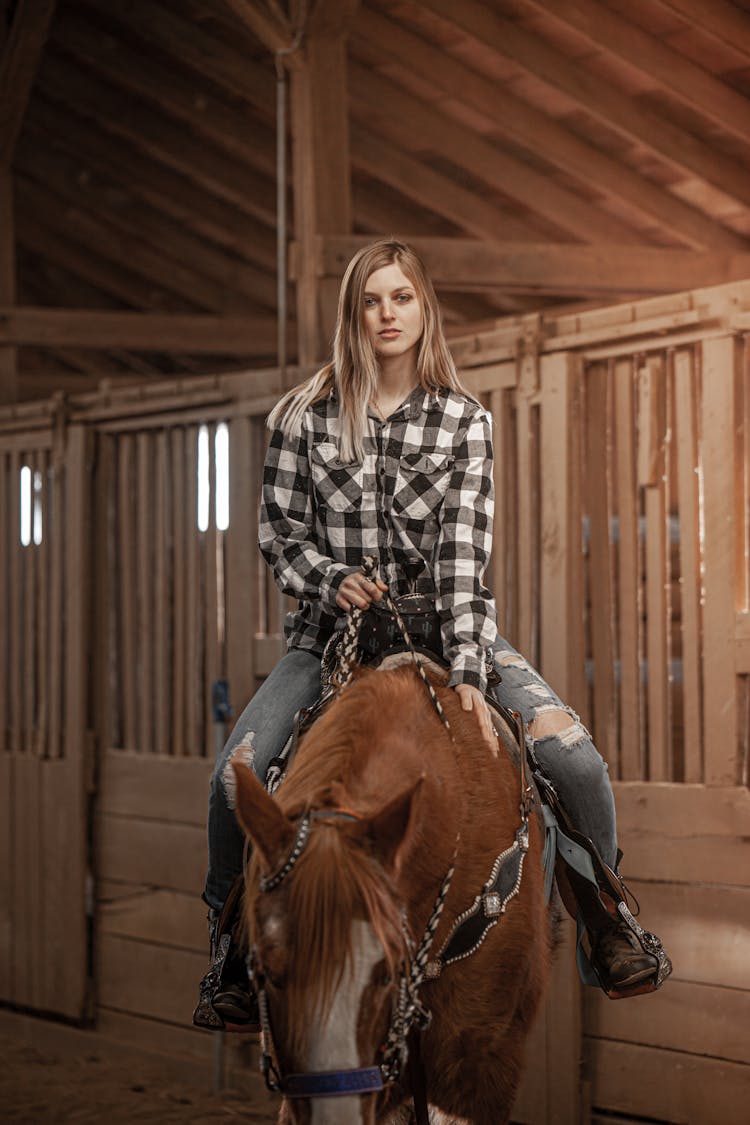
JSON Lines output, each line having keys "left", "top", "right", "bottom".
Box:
{"left": 250, "top": 558, "right": 533, "bottom": 1106}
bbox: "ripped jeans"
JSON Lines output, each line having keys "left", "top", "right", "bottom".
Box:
{"left": 203, "top": 641, "right": 617, "bottom": 911}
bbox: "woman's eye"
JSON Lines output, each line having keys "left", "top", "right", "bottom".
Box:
{"left": 397, "top": 293, "right": 412, "bottom": 303}
{"left": 364, "top": 297, "right": 376, "bottom": 308}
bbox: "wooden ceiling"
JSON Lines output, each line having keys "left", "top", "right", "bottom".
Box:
{"left": 3, "top": 0, "right": 750, "bottom": 399}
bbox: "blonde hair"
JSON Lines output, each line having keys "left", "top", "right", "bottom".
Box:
{"left": 268, "top": 239, "right": 471, "bottom": 462}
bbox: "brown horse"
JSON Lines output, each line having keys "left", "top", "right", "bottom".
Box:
{"left": 233, "top": 662, "right": 553, "bottom": 1125}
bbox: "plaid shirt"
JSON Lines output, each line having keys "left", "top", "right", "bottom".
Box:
{"left": 259, "top": 386, "right": 497, "bottom": 691}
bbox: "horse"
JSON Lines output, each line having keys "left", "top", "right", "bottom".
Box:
{"left": 232, "top": 660, "right": 553, "bottom": 1125}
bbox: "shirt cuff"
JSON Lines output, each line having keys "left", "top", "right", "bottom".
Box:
{"left": 447, "top": 652, "right": 488, "bottom": 694}
{"left": 319, "top": 564, "right": 360, "bottom": 612}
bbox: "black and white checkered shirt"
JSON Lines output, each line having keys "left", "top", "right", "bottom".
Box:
{"left": 259, "top": 386, "right": 497, "bottom": 691}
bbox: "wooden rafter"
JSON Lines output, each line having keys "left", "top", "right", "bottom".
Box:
{"left": 657, "top": 0, "right": 750, "bottom": 61}
{"left": 0, "top": 309, "right": 285, "bottom": 354}
{"left": 528, "top": 0, "right": 750, "bottom": 145}
{"left": 424, "top": 0, "right": 750, "bottom": 219}
{"left": 313, "top": 236, "right": 750, "bottom": 297}
{"left": 37, "top": 58, "right": 279, "bottom": 226}
{"left": 0, "top": 0, "right": 57, "bottom": 167}
{"left": 356, "top": 8, "right": 747, "bottom": 251}
{"left": 349, "top": 64, "right": 636, "bottom": 245}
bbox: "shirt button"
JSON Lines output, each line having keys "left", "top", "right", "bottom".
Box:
{"left": 379, "top": 467, "right": 385, "bottom": 476}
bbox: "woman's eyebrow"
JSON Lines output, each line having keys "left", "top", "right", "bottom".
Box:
{"left": 363, "top": 286, "right": 416, "bottom": 297}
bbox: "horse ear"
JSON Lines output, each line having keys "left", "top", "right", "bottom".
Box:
{"left": 231, "top": 762, "right": 295, "bottom": 875}
{"left": 365, "top": 775, "right": 425, "bottom": 878}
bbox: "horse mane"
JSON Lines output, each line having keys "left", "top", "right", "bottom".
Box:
{"left": 249, "top": 667, "right": 442, "bottom": 1053}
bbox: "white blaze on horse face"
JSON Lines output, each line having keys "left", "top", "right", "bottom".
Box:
{"left": 307, "top": 919, "right": 382, "bottom": 1125}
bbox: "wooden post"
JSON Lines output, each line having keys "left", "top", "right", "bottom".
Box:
{"left": 290, "top": 5, "right": 358, "bottom": 365}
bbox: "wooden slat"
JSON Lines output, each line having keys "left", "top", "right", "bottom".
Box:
{"left": 586, "top": 1038, "right": 750, "bottom": 1125}
{"left": 204, "top": 424, "right": 219, "bottom": 757}
{"left": 585, "top": 363, "right": 617, "bottom": 768}
{"left": 93, "top": 434, "right": 113, "bottom": 755}
{"left": 659, "top": 0, "right": 750, "bottom": 61}
{"left": 98, "top": 933, "right": 206, "bottom": 1027}
{"left": 613, "top": 360, "right": 642, "bottom": 779}
{"left": 673, "top": 348, "right": 703, "bottom": 782}
{"left": 22, "top": 461, "right": 36, "bottom": 748}
{"left": 46, "top": 449, "right": 63, "bottom": 759}
{"left": 185, "top": 427, "right": 202, "bottom": 755}
{"left": 170, "top": 428, "right": 186, "bottom": 757}
{"left": 116, "top": 435, "right": 137, "bottom": 750}
{"left": 9, "top": 449, "right": 21, "bottom": 752}
{"left": 14, "top": 755, "right": 39, "bottom": 1006}
{"left": 489, "top": 389, "right": 509, "bottom": 635}
{"left": 153, "top": 430, "right": 169, "bottom": 756}
{"left": 701, "top": 336, "right": 739, "bottom": 784}
{"left": 640, "top": 357, "right": 670, "bottom": 780}
{"left": 584, "top": 977, "right": 750, "bottom": 1066}
{"left": 34, "top": 448, "right": 48, "bottom": 757}
{"left": 98, "top": 750, "right": 211, "bottom": 824}
{"left": 226, "top": 416, "right": 258, "bottom": 717}
{"left": 515, "top": 396, "right": 536, "bottom": 661}
{"left": 97, "top": 814, "right": 206, "bottom": 895}
{"left": 0, "top": 754, "right": 10, "bottom": 1001}
{"left": 98, "top": 887, "right": 204, "bottom": 954}
{"left": 136, "top": 432, "right": 153, "bottom": 754}
{"left": 0, "top": 452, "right": 8, "bottom": 748}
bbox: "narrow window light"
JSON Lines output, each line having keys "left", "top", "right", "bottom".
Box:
{"left": 215, "top": 423, "right": 230, "bottom": 531}
{"left": 33, "top": 470, "right": 43, "bottom": 545}
{"left": 197, "top": 425, "right": 210, "bottom": 532}
{"left": 20, "top": 466, "right": 31, "bottom": 546}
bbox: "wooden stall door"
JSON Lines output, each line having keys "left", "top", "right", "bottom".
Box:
{"left": 0, "top": 423, "right": 91, "bottom": 1020}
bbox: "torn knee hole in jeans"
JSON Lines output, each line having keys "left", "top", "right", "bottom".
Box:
{"left": 222, "top": 732, "right": 256, "bottom": 810}
{"left": 495, "top": 650, "right": 529, "bottom": 670}
{"left": 528, "top": 708, "right": 587, "bottom": 747}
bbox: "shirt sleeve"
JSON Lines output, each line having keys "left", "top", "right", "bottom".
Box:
{"left": 434, "top": 408, "right": 497, "bottom": 692}
{"left": 258, "top": 421, "right": 356, "bottom": 611}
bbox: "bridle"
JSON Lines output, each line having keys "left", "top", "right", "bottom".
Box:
{"left": 249, "top": 557, "right": 535, "bottom": 1105}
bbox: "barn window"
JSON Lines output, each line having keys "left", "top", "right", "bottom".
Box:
{"left": 197, "top": 423, "right": 230, "bottom": 532}
{"left": 19, "top": 465, "right": 43, "bottom": 546}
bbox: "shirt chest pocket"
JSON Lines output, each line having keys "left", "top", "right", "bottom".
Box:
{"left": 393, "top": 451, "right": 455, "bottom": 521}
{"left": 310, "top": 442, "right": 364, "bottom": 514}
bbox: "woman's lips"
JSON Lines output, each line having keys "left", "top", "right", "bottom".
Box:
{"left": 379, "top": 330, "right": 401, "bottom": 338}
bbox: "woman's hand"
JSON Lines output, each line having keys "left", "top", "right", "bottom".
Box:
{"left": 336, "top": 572, "right": 388, "bottom": 612}
{"left": 454, "top": 684, "right": 498, "bottom": 752}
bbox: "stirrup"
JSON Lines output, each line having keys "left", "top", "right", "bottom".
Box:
{"left": 193, "top": 878, "right": 259, "bottom": 1032}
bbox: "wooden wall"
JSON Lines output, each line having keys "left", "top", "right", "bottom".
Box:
{"left": 1, "top": 279, "right": 749, "bottom": 1120}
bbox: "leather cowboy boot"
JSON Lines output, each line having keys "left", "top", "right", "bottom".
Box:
{"left": 192, "top": 879, "right": 260, "bottom": 1032}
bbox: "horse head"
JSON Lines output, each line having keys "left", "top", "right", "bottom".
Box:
{"left": 233, "top": 761, "right": 424, "bottom": 1124}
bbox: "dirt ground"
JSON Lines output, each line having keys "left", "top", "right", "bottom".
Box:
{"left": 0, "top": 1030, "right": 279, "bottom": 1125}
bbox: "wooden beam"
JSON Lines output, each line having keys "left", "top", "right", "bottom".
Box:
{"left": 291, "top": 10, "right": 358, "bottom": 364}
{"left": 349, "top": 65, "right": 636, "bottom": 246}
{"left": 658, "top": 0, "right": 750, "bottom": 62}
{"left": 426, "top": 0, "right": 750, "bottom": 220}
{"left": 526, "top": 0, "right": 750, "bottom": 145}
{"left": 315, "top": 236, "right": 750, "bottom": 296}
{"left": 361, "top": 6, "right": 750, "bottom": 246}
{"left": 222, "top": 0, "right": 294, "bottom": 54}
{"left": 0, "top": 0, "right": 57, "bottom": 167}
{"left": 0, "top": 309, "right": 284, "bottom": 354}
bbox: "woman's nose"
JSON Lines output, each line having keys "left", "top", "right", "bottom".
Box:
{"left": 380, "top": 300, "right": 394, "bottom": 321}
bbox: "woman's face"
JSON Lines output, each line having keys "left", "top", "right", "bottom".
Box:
{"left": 362, "top": 262, "right": 423, "bottom": 364}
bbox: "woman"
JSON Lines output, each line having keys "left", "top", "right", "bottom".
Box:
{"left": 194, "top": 240, "right": 664, "bottom": 1030}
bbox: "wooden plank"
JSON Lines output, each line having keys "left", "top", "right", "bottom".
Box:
{"left": 13, "top": 755, "right": 39, "bottom": 1007}
{"left": 116, "top": 435, "right": 137, "bottom": 751}
{"left": 0, "top": 755, "right": 10, "bottom": 1001}
{"left": 98, "top": 933, "right": 206, "bottom": 1027}
{"left": 226, "top": 416, "right": 258, "bottom": 720}
{"left": 34, "top": 448, "right": 48, "bottom": 757}
{"left": 222, "top": 0, "right": 293, "bottom": 52}
{"left": 586, "top": 1038, "right": 750, "bottom": 1125}
{"left": 170, "top": 428, "right": 186, "bottom": 757}
{"left": 98, "top": 751, "right": 211, "bottom": 824}
{"left": 22, "top": 458, "right": 36, "bottom": 748}
{"left": 204, "top": 424, "right": 220, "bottom": 757}
{"left": 515, "top": 396, "right": 536, "bottom": 662}
{"left": 544, "top": 927, "right": 581, "bottom": 1125}
{"left": 0, "top": 0, "right": 57, "bottom": 167}
{"left": 584, "top": 977, "right": 750, "bottom": 1066}
{"left": 640, "top": 357, "right": 670, "bottom": 781}
{"left": 9, "top": 449, "right": 21, "bottom": 751}
{"left": 92, "top": 434, "right": 113, "bottom": 755}
{"left": 136, "top": 432, "right": 153, "bottom": 754}
{"left": 701, "top": 337, "right": 739, "bottom": 784}
{"left": 625, "top": 879, "right": 750, "bottom": 991}
{"left": 613, "top": 359, "right": 643, "bottom": 779}
{"left": 673, "top": 348, "right": 703, "bottom": 782}
{"left": 185, "top": 427, "right": 203, "bottom": 755}
{"left": 659, "top": 0, "right": 750, "bottom": 61}
{"left": 98, "top": 887, "right": 205, "bottom": 954}
{"left": 584, "top": 363, "right": 617, "bottom": 769}
{"left": 97, "top": 814, "right": 206, "bottom": 896}
{"left": 0, "top": 452, "right": 7, "bottom": 748}
{"left": 0, "top": 172, "right": 16, "bottom": 404}
{"left": 489, "top": 389, "right": 509, "bottom": 637}
{"left": 47, "top": 442, "right": 63, "bottom": 759}
{"left": 153, "top": 430, "right": 169, "bottom": 756}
